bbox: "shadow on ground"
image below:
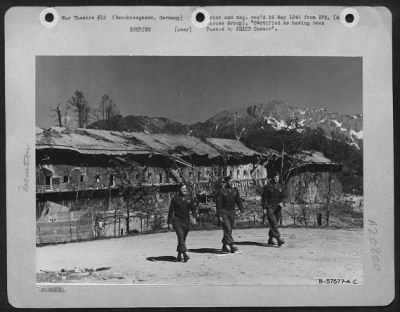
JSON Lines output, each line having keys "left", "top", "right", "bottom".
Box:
{"left": 146, "top": 256, "right": 178, "bottom": 262}
{"left": 188, "top": 248, "right": 226, "bottom": 254}
{"left": 234, "top": 241, "right": 278, "bottom": 248}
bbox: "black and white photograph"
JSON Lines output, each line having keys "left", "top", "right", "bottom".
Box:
{"left": 5, "top": 5, "right": 394, "bottom": 307}
{"left": 35, "top": 56, "right": 364, "bottom": 285}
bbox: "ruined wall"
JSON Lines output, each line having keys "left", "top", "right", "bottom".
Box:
{"left": 35, "top": 154, "right": 272, "bottom": 242}
{"left": 285, "top": 171, "right": 342, "bottom": 204}
{"left": 226, "top": 163, "right": 267, "bottom": 181}
{"left": 36, "top": 164, "right": 183, "bottom": 192}
{"left": 37, "top": 189, "right": 174, "bottom": 216}
{"left": 179, "top": 165, "right": 222, "bottom": 184}
{"left": 37, "top": 164, "right": 118, "bottom": 189}
{"left": 36, "top": 190, "right": 175, "bottom": 239}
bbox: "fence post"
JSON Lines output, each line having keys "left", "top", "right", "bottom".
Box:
{"left": 317, "top": 210, "right": 322, "bottom": 226}
{"left": 127, "top": 205, "right": 130, "bottom": 234}
{"left": 291, "top": 203, "right": 296, "bottom": 225}
{"left": 69, "top": 211, "right": 73, "bottom": 242}
{"left": 118, "top": 216, "right": 121, "bottom": 236}
{"left": 114, "top": 209, "right": 117, "bottom": 237}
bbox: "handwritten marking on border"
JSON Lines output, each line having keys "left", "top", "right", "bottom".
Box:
{"left": 18, "top": 145, "right": 30, "bottom": 192}
{"left": 368, "top": 219, "right": 381, "bottom": 271}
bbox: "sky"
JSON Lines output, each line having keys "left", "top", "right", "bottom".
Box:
{"left": 36, "top": 56, "right": 362, "bottom": 129}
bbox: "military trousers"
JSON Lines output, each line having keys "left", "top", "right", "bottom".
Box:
{"left": 173, "top": 218, "right": 189, "bottom": 253}
{"left": 266, "top": 205, "right": 281, "bottom": 239}
{"left": 220, "top": 210, "right": 236, "bottom": 245}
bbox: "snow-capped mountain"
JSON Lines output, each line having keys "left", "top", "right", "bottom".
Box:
{"left": 88, "top": 101, "right": 363, "bottom": 150}
{"left": 190, "top": 101, "right": 363, "bottom": 150}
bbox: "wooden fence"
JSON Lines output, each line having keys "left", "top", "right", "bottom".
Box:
{"left": 36, "top": 210, "right": 168, "bottom": 245}
{"left": 36, "top": 219, "right": 94, "bottom": 245}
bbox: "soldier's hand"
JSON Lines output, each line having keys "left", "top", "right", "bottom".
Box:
{"left": 263, "top": 209, "right": 267, "bottom": 215}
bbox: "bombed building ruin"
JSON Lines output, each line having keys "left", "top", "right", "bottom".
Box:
{"left": 35, "top": 127, "right": 342, "bottom": 243}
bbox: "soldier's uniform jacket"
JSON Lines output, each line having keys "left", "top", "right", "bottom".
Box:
{"left": 216, "top": 186, "right": 244, "bottom": 216}
{"left": 168, "top": 194, "right": 197, "bottom": 224}
{"left": 261, "top": 182, "right": 285, "bottom": 209}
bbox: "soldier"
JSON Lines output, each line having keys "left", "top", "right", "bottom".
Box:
{"left": 216, "top": 176, "right": 244, "bottom": 253}
{"left": 261, "top": 173, "right": 285, "bottom": 246}
{"left": 168, "top": 184, "right": 197, "bottom": 262}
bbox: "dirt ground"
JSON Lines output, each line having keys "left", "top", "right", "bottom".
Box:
{"left": 37, "top": 227, "right": 363, "bottom": 285}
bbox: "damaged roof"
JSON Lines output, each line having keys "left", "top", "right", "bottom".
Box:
{"left": 205, "top": 138, "right": 263, "bottom": 157}
{"left": 289, "top": 150, "right": 342, "bottom": 172}
{"left": 127, "top": 132, "right": 221, "bottom": 158}
{"left": 36, "top": 127, "right": 264, "bottom": 159}
{"left": 294, "top": 151, "right": 336, "bottom": 164}
{"left": 36, "top": 127, "right": 150, "bottom": 155}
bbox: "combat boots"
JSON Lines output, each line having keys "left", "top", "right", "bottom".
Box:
{"left": 230, "top": 244, "right": 238, "bottom": 253}
{"left": 277, "top": 238, "right": 285, "bottom": 247}
{"left": 177, "top": 253, "right": 183, "bottom": 262}
{"left": 183, "top": 252, "right": 190, "bottom": 262}
{"left": 222, "top": 244, "right": 230, "bottom": 253}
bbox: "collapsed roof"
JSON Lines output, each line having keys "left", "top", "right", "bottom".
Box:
{"left": 289, "top": 150, "right": 342, "bottom": 173}
{"left": 293, "top": 150, "right": 341, "bottom": 165}
{"left": 36, "top": 127, "right": 266, "bottom": 160}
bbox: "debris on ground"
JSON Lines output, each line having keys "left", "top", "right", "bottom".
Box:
{"left": 37, "top": 266, "right": 113, "bottom": 283}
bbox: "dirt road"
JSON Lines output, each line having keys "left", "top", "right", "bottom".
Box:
{"left": 37, "top": 227, "right": 363, "bottom": 285}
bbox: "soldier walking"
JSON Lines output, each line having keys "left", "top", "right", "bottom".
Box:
{"left": 168, "top": 184, "right": 197, "bottom": 262}
{"left": 216, "top": 176, "right": 244, "bottom": 253}
{"left": 261, "top": 173, "right": 285, "bottom": 246}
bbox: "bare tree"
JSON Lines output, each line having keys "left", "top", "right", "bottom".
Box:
{"left": 107, "top": 158, "right": 157, "bottom": 234}
{"left": 233, "top": 112, "right": 248, "bottom": 140}
{"left": 98, "top": 94, "right": 119, "bottom": 129}
{"left": 63, "top": 103, "right": 71, "bottom": 128}
{"left": 275, "top": 117, "right": 307, "bottom": 183}
{"left": 291, "top": 173, "right": 314, "bottom": 227}
{"left": 49, "top": 102, "right": 73, "bottom": 128}
{"left": 68, "top": 90, "right": 91, "bottom": 128}
{"left": 50, "top": 103, "right": 63, "bottom": 127}
{"left": 325, "top": 164, "right": 333, "bottom": 226}
{"left": 100, "top": 94, "right": 107, "bottom": 122}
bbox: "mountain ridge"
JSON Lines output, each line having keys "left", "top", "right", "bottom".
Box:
{"left": 88, "top": 101, "right": 363, "bottom": 149}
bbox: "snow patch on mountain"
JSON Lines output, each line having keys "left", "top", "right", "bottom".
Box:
{"left": 350, "top": 129, "right": 363, "bottom": 140}
{"left": 332, "top": 120, "right": 343, "bottom": 127}
{"left": 264, "top": 116, "right": 287, "bottom": 130}
{"left": 349, "top": 141, "right": 360, "bottom": 150}
{"left": 299, "top": 119, "right": 307, "bottom": 126}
